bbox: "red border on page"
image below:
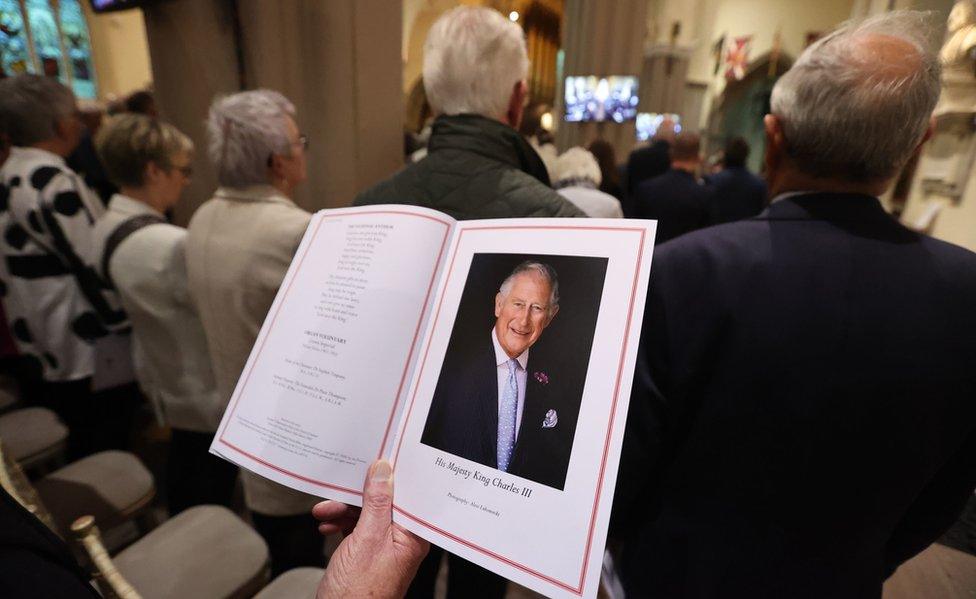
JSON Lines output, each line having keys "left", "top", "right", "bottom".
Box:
{"left": 391, "top": 225, "right": 647, "bottom": 596}
{"left": 216, "top": 210, "right": 451, "bottom": 488}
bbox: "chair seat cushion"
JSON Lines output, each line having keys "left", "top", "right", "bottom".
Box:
{"left": 0, "top": 407, "right": 67, "bottom": 467}
{"left": 254, "top": 567, "right": 324, "bottom": 599}
{"left": 34, "top": 450, "right": 154, "bottom": 532}
{"left": 115, "top": 505, "right": 269, "bottom": 599}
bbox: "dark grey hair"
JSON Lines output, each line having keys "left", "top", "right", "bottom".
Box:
{"left": 206, "top": 89, "right": 296, "bottom": 188}
{"left": 770, "top": 10, "right": 941, "bottom": 182}
{"left": 0, "top": 74, "right": 76, "bottom": 146}
{"left": 499, "top": 261, "right": 559, "bottom": 316}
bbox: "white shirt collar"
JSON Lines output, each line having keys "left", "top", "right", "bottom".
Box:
{"left": 10, "top": 146, "right": 66, "bottom": 166}
{"left": 109, "top": 193, "right": 165, "bottom": 218}
{"left": 214, "top": 184, "right": 296, "bottom": 206}
{"left": 491, "top": 327, "right": 528, "bottom": 371}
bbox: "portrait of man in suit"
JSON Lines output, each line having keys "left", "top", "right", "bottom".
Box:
{"left": 422, "top": 256, "right": 605, "bottom": 490}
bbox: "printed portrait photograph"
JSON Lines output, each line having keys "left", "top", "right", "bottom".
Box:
{"left": 421, "top": 253, "right": 609, "bottom": 490}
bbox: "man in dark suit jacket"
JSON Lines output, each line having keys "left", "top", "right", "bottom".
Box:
{"left": 422, "top": 261, "right": 577, "bottom": 490}
{"left": 613, "top": 13, "right": 976, "bottom": 598}
{"left": 704, "top": 136, "right": 767, "bottom": 224}
{"left": 633, "top": 132, "right": 710, "bottom": 243}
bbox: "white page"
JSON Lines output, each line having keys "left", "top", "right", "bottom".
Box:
{"left": 211, "top": 205, "right": 454, "bottom": 506}
{"left": 389, "top": 218, "right": 656, "bottom": 599}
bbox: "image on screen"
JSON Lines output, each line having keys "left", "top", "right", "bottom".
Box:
{"left": 90, "top": 0, "right": 146, "bottom": 13}
{"left": 636, "top": 113, "right": 681, "bottom": 142}
{"left": 564, "top": 76, "right": 639, "bottom": 123}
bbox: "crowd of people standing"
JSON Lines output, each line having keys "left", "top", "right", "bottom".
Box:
{"left": 1, "top": 5, "right": 976, "bottom": 599}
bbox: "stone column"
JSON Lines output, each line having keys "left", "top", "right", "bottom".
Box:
{"left": 236, "top": 0, "right": 403, "bottom": 211}
{"left": 143, "top": 0, "right": 403, "bottom": 223}
{"left": 555, "top": 0, "right": 648, "bottom": 159}
{"left": 142, "top": 0, "right": 240, "bottom": 225}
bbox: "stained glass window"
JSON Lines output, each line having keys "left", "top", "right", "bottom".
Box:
{"left": 25, "top": 0, "right": 65, "bottom": 83}
{"left": 0, "top": 0, "right": 33, "bottom": 77}
{"left": 0, "top": 0, "right": 98, "bottom": 98}
{"left": 58, "top": 0, "right": 95, "bottom": 98}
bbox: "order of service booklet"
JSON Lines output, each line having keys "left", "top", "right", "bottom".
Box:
{"left": 210, "top": 204, "right": 656, "bottom": 599}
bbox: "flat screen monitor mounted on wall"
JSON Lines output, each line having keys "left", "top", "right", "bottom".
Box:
{"left": 564, "top": 76, "right": 639, "bottom": 123}
{"left": 636, "top": 113, "right": 681, "bottom": 141}
{"left": 89, "top": 0, "right": 157, "bottom": 13}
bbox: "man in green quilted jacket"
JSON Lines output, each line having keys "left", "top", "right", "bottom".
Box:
{"left": 356, "top": 6, "right": 581, "bottom": 598}
{"left": 355, "top": 6, "right": 583, "bottom": 222}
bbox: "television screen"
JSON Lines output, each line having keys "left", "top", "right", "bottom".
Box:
{"left": 564, "top": 76, "right": 639, "bottom": 123}
{"left": 90, "top": 0, "right": 152, "bottom": 13}
{"left": 636, "top": 113, "right": 681, "bottom": 142}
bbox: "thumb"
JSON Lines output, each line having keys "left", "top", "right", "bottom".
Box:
{"left": 358, "top": 460, "right": 394, "bottom": 533}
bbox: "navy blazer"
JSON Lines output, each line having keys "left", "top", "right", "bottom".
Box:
{"left": 421, "top": 336, "right": 578, "bottom": 490}
{"left": 634, "top": 169, "right": 711, "bottom": 244}
{"left": 704, "top": 166, "right": 767, "bottom": 224}
{"left": 613, "top": 193, "right": 976, "bottom": 598}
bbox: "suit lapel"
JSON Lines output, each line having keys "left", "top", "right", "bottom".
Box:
{"left": 511, "top": 354, "right": 546, "bottom": 467}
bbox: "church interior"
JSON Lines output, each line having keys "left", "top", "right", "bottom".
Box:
{"left": 2, "top": 1, "right": 976, "bottom": 598}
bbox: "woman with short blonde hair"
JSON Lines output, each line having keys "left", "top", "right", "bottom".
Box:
{"left": 96, "top": 114, "right": 193, "bottom": 189}
{"left": 92, "top": 113, "right": 237, "bottom": 514}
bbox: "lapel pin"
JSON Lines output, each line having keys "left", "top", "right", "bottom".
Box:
{"left": 542, "top": 408, "right": 558, "bottom": 429}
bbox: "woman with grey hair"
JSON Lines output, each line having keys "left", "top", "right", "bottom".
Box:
{"left": 553, "top": 147, "right": 623, "bottom": 218}
{"left": 90, "top": 114, "right": 238, "bottom": 514}
{"left": 184, "top": 89, "right": 320, "bottom": 575}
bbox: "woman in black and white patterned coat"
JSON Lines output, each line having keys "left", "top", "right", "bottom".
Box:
{"left": 0, "top": 74, "right": 134, "bottom": 458}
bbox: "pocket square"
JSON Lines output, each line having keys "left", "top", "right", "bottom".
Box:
{"left": 542, "top": 408, "right": 558, "bottom": 429}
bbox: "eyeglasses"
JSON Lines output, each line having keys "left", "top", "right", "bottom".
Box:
{"left": 267, "top": 133, "right": 309, "bottom": 166}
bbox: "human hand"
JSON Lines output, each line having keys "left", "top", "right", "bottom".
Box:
{"left": 314, "top": 460, "right": 430, "bottom": 598}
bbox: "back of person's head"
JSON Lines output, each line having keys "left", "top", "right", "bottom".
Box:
{"left": 423, "top": 6, "right": 529, "bottom": 119}
{"left": 96, "top": 113, "right": 193, "bottom": 189}
{"left": 553, "top": 147, "right": 602, "bottom": 189}
{"left": 770, "top": 11, "right": 940, "bottom": 182}
{"left": 587, "top": 139, "right": 619, "bottom": 185}
{"left": 77, "top": 99, "right": 105, "bottom": 135}
{"left": 724, "top": 137, "right": 750, "bottom": 168}
{"left": 0, "top": 74, "right": 76, "bottom": 146}
{"left": 206, "top": 89, "right": 295, "bottom": 188}
{"left": 653, "top": 117, "right": 677, "bottom": 144}
{"left": 670, "top": 132, "right": 701, "bottom": 163}
{"left": 124, "top": 90, "right": 157, "bottom": 116}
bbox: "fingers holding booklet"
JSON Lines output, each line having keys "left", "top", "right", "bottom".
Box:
{"left": 210, "top": 204, "right": 656, "bottom": 598}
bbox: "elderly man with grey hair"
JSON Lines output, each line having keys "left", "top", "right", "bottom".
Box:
{"left": 0, "top": 74, "right": 134, "bottom": 460}
{"left": 356, "top": 6, "right": 580, "bottom": 596}
{"left": 611, "top": 11, "right": 976, "bottom": 598}
{"left": 184, "top": 89, "right": 320, "bottom": 575}
{"left": 354, "top": 6, "right": 582, "bottom": 220}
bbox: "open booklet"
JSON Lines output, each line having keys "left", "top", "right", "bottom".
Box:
{"left": 210, "top": 204, "right": 655, "bottom": 599}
